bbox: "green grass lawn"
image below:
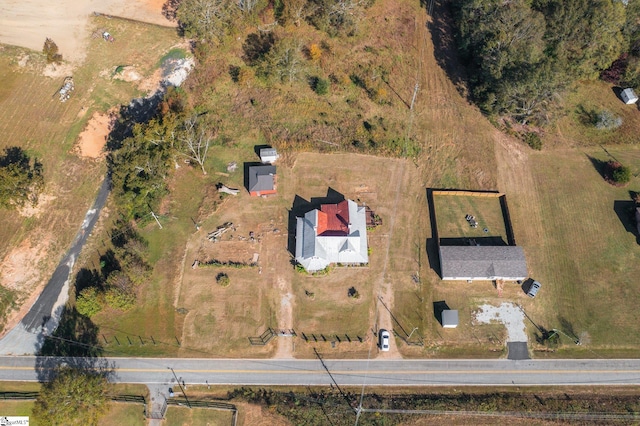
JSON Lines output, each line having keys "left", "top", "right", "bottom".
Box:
{"left": 519, "top": 148, "right": 640, "bottom": 352}
{"left": 433, "top": 194, "right": 508, "bottom": 244}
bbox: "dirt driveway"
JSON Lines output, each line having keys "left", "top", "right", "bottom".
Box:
{"left": 0, "top": 0, "right": 173, "bottom": 63}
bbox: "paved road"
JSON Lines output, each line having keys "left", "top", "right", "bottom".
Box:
{"left": 0, "top": 176, "right": 110, "bottom": 355}
{"left": 2, "top": 356, "right": 640, "bottom": 386}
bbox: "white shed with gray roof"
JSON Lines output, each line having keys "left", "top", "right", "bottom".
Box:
{"left": 439, "top": 246, "right": 527, "bottom": 281}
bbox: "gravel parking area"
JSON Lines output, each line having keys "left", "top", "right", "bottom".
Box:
{"left": 474, "top": 302, "right": 527, "bottom": 342}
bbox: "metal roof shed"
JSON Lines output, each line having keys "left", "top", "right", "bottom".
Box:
{"left": 442, "top": 310, "right": 459, "bottom": 328}
{"left": 621, "top": 88, "right": 639, "bottom": 105}
{"left": 260, "top": 148, "right": 279, "bottom": 164}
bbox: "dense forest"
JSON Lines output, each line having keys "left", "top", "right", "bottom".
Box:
{"left": 450, "top": 0, "right": 640, "bottom": 125}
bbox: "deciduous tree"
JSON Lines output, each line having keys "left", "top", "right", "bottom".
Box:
{"left": 177, "top": 0, "right": 236, "bottom": 41}
{"left": 0, "top": 147, "right": 44, "bottom": 209}
{"left": 33, "top": 367, "right": 109, "bottom": 426}
{"left": 176, "top": 114, "right": 213, "bottom": 174}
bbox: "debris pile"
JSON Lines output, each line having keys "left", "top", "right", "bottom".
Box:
{"left": 58, "top": 76, "right": 74, "bottom": 102}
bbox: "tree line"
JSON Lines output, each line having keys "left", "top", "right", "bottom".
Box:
{"left": 450, "top": 0, "right": 639, "bottom": 125}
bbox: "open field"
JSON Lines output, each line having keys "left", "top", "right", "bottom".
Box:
{"left": 0, "top": 17, "right": 181, "bottom": 334}
{"left": 498, "top": 143, "right": 640, "bottom": 355}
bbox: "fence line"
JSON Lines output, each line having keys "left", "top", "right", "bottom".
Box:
{"left": 432, "top": 190, "right": 502, "bottom": 197}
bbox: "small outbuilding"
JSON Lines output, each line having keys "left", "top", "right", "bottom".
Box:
{"left": 442, "top": 310, "right": 459, "bottom": 328}
{"left": 248, "top": 165, "right": 277, "bottom": 196}
{"left": 621, "top": 88, "right": 639, "bottom": 105}
{"left": 260, "top": 147, "right": 279, "bottom": 164}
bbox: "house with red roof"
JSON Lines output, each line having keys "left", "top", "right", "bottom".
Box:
{"left": 295, "top": 199, "right": 369, "bottom": 272}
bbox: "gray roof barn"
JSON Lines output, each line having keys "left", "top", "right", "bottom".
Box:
{"left": 248, "top": 165, "right": 276, "bottom": 194}
{"left": 439, "top": 246, "right": 527, "bottom": 281}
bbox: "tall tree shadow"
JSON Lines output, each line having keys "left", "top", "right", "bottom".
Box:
{"left": 36, "top": 304, "right": 114, "bottom": 383}
{"left": 424, "top": 0, "right": 469, "bottom": 96}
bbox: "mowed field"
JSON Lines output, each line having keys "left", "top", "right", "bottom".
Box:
{"left": 499, "top": 143, "right": 640, "bottom": 355}
{"left": 0, "top": 16, "right": 181, "bottom": 332}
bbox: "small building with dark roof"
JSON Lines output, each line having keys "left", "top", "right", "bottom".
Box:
{"left": 248, "top": 165, "right": 277, "bottom": 196}
{"left": 439, "top": 246, "right": 527, "bottom": 281}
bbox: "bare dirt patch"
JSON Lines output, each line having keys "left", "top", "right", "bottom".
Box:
{"left": 75, "top": 110, "right": 115, "bottom": 158}
{"left": 0, "top": 235, "right": 53, "bottom": 293}
{"left": 18, "top": 194, "right": 57, "bottom": 218}
{"left": 0, "top": 0, "right": 175, "bottom": 64}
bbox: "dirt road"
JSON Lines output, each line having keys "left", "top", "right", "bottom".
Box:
{"left": 0, "top": 0, "right": 173, "bottom": 63}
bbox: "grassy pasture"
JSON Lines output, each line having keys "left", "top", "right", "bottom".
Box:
{"left": 503, "top": 147, "right": 640, "bottom": 354}
{"left": 0, "top": 16, "right": 181, "bottom": 330}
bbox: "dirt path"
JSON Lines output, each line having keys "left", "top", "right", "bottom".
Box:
{"left": 493, "top": 132, "right": 546, "bottom": 259}
{"left": 274, "top": 277, "right": 295, "bottom": 359}
{"left": 374, "top": 161, "right": 406, "bottom": 359}
{"left": 0, "top": 0, "right": 174, "bottom": 64}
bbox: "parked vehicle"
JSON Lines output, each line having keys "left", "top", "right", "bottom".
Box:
{"left": 379, "top": 329, "right": 390, "bottom": 351}
{"left": 527, "top": 281, "right": 541, "bottom": 298}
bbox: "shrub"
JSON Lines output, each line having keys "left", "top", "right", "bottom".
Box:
{"left": 308, "top": 43, "right": 322, "bottom": 61}
{"left": 104, "top": 287, "right": 136, "bottom": 311}
{"left": 613, "top": 165, "right": 632, "bottom": 184}
{"left": 216, "top": 272, "right": 230, "bottom": 287}
{"left": 523, "top": 132, "right": 543, "bottom": 150}
{"left": 42, "top": 38, "right": 62, "bottom": 64}
{"left": 605, "top": 161, "right": 632, "bottom": 185}
{"left": 348, "top": 286, "right": 360, "bottom": 299}
{"left": 236, "top": 67, "right": 253, "bottom": 85}
{"left": 310, "top": 76, "right": 329, "bottom": 95}
{"left": 75, "top": 287, "right": 103, "bottom": 317}
{"left": 373, "top": 87, "right": 388, "bottom": 104}
{"left": 595, "top": 110, "right": 622, "bottom": 130}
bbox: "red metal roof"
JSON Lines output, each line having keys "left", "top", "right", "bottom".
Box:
{"left": 318, "top": 200, "right": 349, "bottom": 236}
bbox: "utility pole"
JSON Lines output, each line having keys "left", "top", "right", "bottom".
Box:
{"left": 410, "top": 82, "right": 419, "bottom": 112}
{"left": 167, "top": 367, "right": 191, "bottom": 409}
{"left": 151, "top": 210, "right": 163, "bottom": 229}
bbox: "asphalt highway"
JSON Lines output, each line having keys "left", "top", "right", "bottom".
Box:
{"left": 1, "top": 356, "right": 640, "bottom": 387}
